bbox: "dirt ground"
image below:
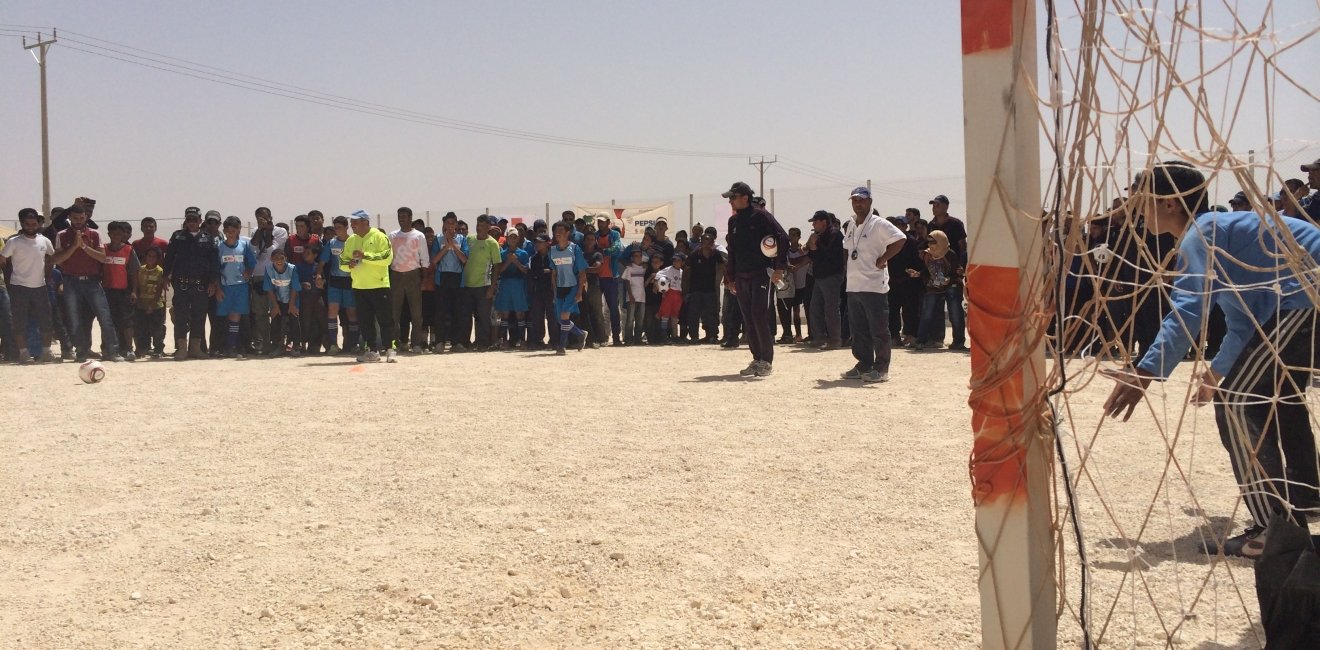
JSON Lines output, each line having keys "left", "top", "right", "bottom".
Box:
{"left": 0, "top": 344, "right": 1272, "bottom": 648}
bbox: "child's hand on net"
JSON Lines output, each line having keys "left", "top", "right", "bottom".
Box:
{"left": 1190, "top": 369, "right": 1221, "bottom": 406}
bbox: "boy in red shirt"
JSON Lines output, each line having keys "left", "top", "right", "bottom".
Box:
{"left": 102, "top": 221, "right": 141, "bottom": 361}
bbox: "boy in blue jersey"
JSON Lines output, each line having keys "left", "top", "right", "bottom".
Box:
{"left": 1104, "top": 161, "right": 1320, "bottom": 558}
{"left": 549, "top": 222, "right": 589, "bottom": 354}
{"left": 216, "top": 216, "right": 257, "bottom": 358}
{"left": 494, "top": 229, "right": 530, "bottom": 348}
{"left": 429, "top": 213, "right": 468, "bottom": 352}
{"left": 265, "top": 249, "right": 301, "bottom": 357}
{"left": 317, "top": 216, "right": 358, "bottom": 354}
{"left": 295, "top": 242, "right": 323, "bottom": 354}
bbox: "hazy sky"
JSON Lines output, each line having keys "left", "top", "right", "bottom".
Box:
{"left": 2, "top": 1, "right": 1316, "bottom": 231}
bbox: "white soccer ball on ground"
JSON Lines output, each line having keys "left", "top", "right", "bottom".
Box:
{"left": 78, "top": 360, "right": 106, "bottom": 384}
{"left": 760, "top": 235, "right": 779, "bottom": 258}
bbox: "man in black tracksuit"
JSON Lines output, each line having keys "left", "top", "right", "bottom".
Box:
{"left": 722, "top": 182, "right": 789, "bottom": 377}
{"left": 162, "top": 207, "right": 219, "bottom": 360}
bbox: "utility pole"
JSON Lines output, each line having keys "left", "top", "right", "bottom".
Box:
{"left": 24, "top": 29, "right": 57, "bottom": 219}
{"left": 748, "top": 155, "right": 777, "bottom": 196}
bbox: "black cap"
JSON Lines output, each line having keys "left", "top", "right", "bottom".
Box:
{"left": 1229, "top": 191, "right": 1248, "bottom": 205}
{"left": 18, "top": 207, "right": 40, "bottom": 221}
{"left": 721, "top": 182, "right": 754, "bottom": 198}
{"left": 809, "top": 210, "right": 831, "bottom": 221}
{"left": 185, "top": 206, "right": 201, "bottom": 217}
{"left": 929, "top": 195, "right": 950, "bottom": 205}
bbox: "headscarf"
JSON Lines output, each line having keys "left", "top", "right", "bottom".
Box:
{"left": 928, "top": 230, "right": 951, "bottom": 259}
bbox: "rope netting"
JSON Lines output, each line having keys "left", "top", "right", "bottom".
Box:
{"left": 977, "top": 0, "right": 1318, "bottom": 646}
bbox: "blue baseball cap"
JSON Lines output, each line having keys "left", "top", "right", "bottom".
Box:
{"left": 849, "top": 187, "right": 872, "bottom": 200}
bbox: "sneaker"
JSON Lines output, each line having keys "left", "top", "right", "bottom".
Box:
{"left": 355, "top": 351, "right": 368, "bottom": 363}
{"left": 124, "top": 351, "right": 137, "bottom": 362}
{"left": 326, "top": 344, "right": 342, "bottom": 355}
{"left": 361, "top": 350, "right": 382, "bottom": 363}
{"left": 588, "top": 341, "right": 601, "bottom": 349}
{"left": 107, "top": 354, "right": 126, "bottom": 363}
{"left": 739, "top": 361, "right": 760, "bottom": 376}
{"left": 452, "top": 343, "right": 468, "bottom": 353}
{"left": 840, "top": 367, "right": 864, "bottom": 380}
{"left": 1201, "top": 525, "right": 1266, "bottom": 559}
{"left": 386, "top": 349, "right": 398, "bottom": 363}
{"left": 555, "top": 348, "right": 567, "bottom": 356}
{"left": 754, "top": 361, "right": 773, "bottom": 377}
{"left": 948, "top": 343, "right": 970, "bottom": 352}
{"left": 862, "top": 369, "right": 889, "bottom": 383}
{"left": 576, "top": 336, "right": 587, "bottom": 352}
{"left": 38, "top": 350, "right": 56, "bottom": 363}
{"left": 17, "top": 351, "right": 32, "bottom": 365}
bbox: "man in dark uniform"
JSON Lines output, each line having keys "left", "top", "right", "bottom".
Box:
{"left": 162, "top": 206, "right": 219, "bottom": 360}
{"left": 722, "top": 182, "right": 789, "bottom": 377}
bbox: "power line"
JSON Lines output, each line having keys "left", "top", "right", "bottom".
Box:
{"left": 44, "top": 29, "right": 766, "bottom": 160}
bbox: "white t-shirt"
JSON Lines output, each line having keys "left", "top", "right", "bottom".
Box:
{"left": 842, "top": 214, "right": 906, "bottom": 294}
{"left": 389, "top": 228, "right": 428, "bottom": 272}
{"left": 1, "top": 234, "right": 55, "bottom": 288}
{"left": 251, "top": 226, "right": 289, "bottom": 278}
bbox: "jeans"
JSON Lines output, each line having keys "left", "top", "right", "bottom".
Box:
{"left": 599, "top": 277, "right": 621, "bottom": 342}
{"left": 809, "top": 274, "right": 843, "bottom": 344}
{"left": 134, "top": 308, "right": 166, "bottom": 354}
{"left": 721, "top": 289, "right": 742, "bottom": 343}
{"left": 685, "top": 290, "right": 719, "bottom": 341}
{"left": 624, "top": 301, "right": 646, "bottom": 343}
{"left": 584, "top": 278, "right": 607, "bottom": 343}
{"left": 846, "top": 291, "right": 891, "bottom": 374}
{"left": 528, "top": 289, "right": 555, "bottom": 346}
{"left": 463, "top": 285, "right": 494, "bottom": 348}
{"left": 0, "top": 286, "right": 15, "bottom": 357}
{"left": 7, "top": 284, "right": 51, "bottom": 354}
{"left": 435, "top": 273, "right": 464, "bottom": 346}
{"left": 248, "top": 279, "right": 271, "bottom": 353}
{"left": 918, "top": 289, "right": 966, "bottom": 346}
{"left": 63, "top": 276, "right": 119, "bottom": 357}
{"left": 888, "top": 278, "right": 923, "bottom": 339}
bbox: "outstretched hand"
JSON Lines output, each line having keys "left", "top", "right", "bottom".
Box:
{"left": 1101, "top": 366, "right": 1155, "bottom": 421}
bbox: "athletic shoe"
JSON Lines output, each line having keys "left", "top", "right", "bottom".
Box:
{"left": 107, "top": 354, "right": 126, "bottom": 362}
{"left": 588, "top": 341, "right": 601, "bottom": 349}
{"left": 754, "top": 361, "right": 773, "bottom": 377}
{"left": 862, "top": 370, "right": 889, "bottom": 383}
{"left": 739, "top": 361, "right": 760, "bottom": 376}
{"left": 325, "top": 344, "right": 342, "bottom": 355}
{"left": 720, "top": 341, "right": 739, "bottom": 349}
{"left": 361, "top": 350, "right": 382, "bottom": 363}
{"left": 386, "top": 349, "right": 398, "bottom": 363}
{"left": 555, "top": 348, "right": 567, "bottom": 356}
{"left": 38, "top": 350, "right": 55, "bottom": 363}
{"left": 452, "top": 343, "right": 468, "bottom": 353}
{"left": 777, "top": 336, "right": 793, "bottom": 344}
{"left": 124, "top": 351, "right": 137, "bottom": 362}
{"left": 355, "top": 351, "right": 368, "bottom": 363}
{"left": 1201, "top": 525, "right": 1266, "bottom": 559}
{"left": 840, "top": 367, "right": 864, "bottom": 380}
{"left": 948, "top": 343, "right": 970, "bottom": 352}
{"left": 17, "top": 351, "right": 32, "bottom": 365}
{"left": 576, "top": 336, "right": 587, "bottom": 352}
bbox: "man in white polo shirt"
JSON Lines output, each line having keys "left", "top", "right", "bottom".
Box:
{"left": 839, "top": 187, "right": 907, "bottom": 383}
{"left": 389, "top": 206, "right": 429, "bottom": 352}
{"left": 0, "top": 208, "right": 57, "bottom": 363}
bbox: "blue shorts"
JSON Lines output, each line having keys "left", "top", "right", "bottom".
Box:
{"left": 493, "top": 278, "right": 529, "bottom": 312}
{"left": 327, "top": 285, "right": 356, "bottom": 309}
{"left": 216, "top": 283, "right": 250, "bottom": 316}
{"left": 553, "top": 285, "right": 580, "bottom": 316}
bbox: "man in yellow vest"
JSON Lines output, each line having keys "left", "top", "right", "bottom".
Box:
{"left": 340, "top": 210, "right": 396, "bottom": 363}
